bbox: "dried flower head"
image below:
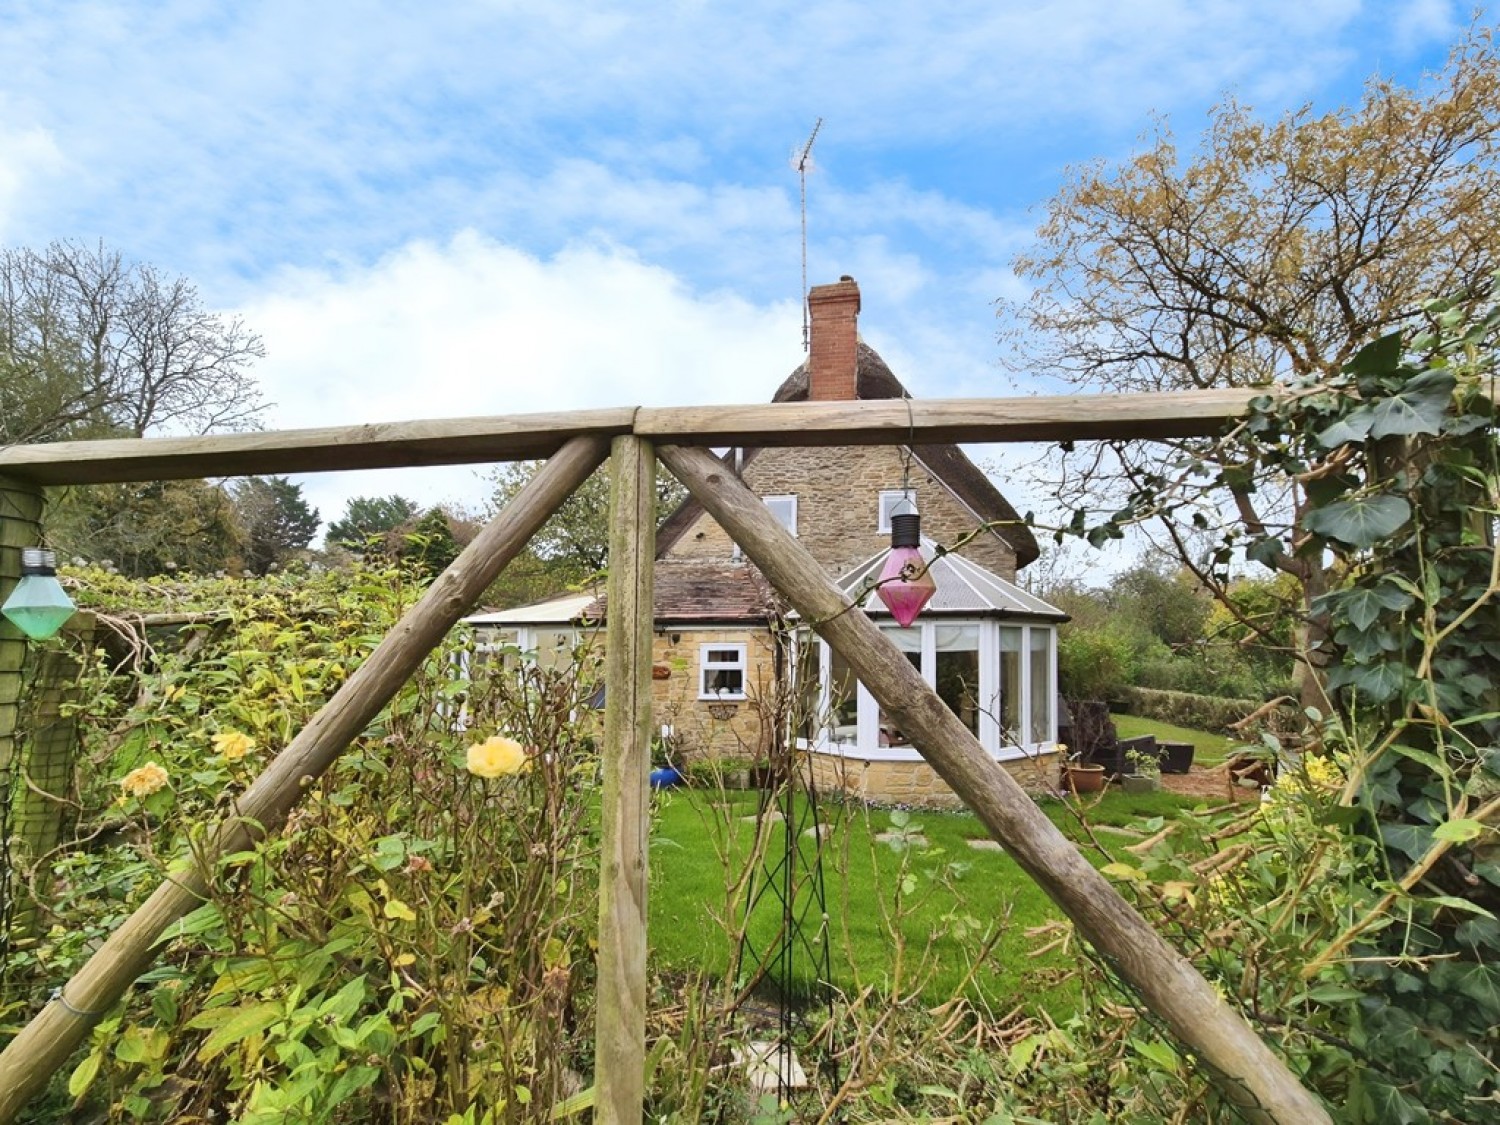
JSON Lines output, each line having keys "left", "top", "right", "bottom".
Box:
{"left": 120, "top": 762, "right": 170, "bottom": 798}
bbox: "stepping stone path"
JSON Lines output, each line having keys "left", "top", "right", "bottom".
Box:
{"left": 733, "top": 1040, "right": 808, "bottom": 1092}
{"left": 966, "top": 838, "right": 1004, "bottom": 852}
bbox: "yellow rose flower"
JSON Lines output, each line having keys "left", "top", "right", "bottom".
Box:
{"left": 120, "top": 762, "right": 170, "bottom": 798}
{"left": 466, "top": 735, "right": 528, "bottom": 778}
{"left": 212, "top": 731, "right": 255, "bottom": 762}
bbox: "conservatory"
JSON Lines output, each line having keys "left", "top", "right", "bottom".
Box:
{"left": 797, "top": 543, "right": 1068, "bottom": 763}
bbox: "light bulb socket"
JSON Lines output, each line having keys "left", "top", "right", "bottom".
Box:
{"left": 19, "top": 548, "right": 58, "bottom": 576}
{"left": 889, "top": 512, "right": 921, "bottom": 549}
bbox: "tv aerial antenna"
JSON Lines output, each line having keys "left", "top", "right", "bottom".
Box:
{"left": 794, "top": 118, "right": 823, "bottom": 352}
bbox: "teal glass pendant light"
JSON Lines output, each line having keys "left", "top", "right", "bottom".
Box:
{"left": 2, "top": 549, "right": 77, "bottom": 640}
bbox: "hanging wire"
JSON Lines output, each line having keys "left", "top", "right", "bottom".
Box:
{"left": 899, "top": 390, "right": 916, "bottom": 499}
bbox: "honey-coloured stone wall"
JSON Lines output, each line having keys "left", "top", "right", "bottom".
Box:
{"left": 806, "top": 750, "right": 1059, "bottom": 809}
{"left": 663, "top": 445, "right": 1018, "bottom": 580}
{"left": 648, "top": 627, "right": 781, "bottom": 764}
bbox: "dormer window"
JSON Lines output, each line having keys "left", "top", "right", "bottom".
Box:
{"left": 764, "top": 495, "right": 797, "bottom": 536}
{"left": 878, "top": 489, "right": 917, "bottom": 533}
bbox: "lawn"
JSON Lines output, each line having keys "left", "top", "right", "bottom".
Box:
{"left": 1112, "top": 713, "right": 1235, "bottom": 767}
{"left": 648, "top": 784, "right": 1199, "bottom": 1012}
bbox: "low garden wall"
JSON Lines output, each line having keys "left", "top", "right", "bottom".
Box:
{"left": 806, "top": 749, "right": 1059, "bottom": 808}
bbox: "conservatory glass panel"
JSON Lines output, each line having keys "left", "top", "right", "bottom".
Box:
{"left": 472, "top": 628, "right": 519, "bottom": 672}
{"left": 935, "top": 625, "right": 981, "bottom": 737}
{"left": 1029, "top": 628, "right": 1052, "bottom": 745}
{"left": 796, "top": 635, "right": 821, "bottom": 741}
{"left": 534, "top": 629, "right": 576, "bottom": 672}
{"left": 878, "top": 626, "right": 922, "bottom": 747}
{"left": 829, "top": 643, "right": 858, "bottom": 745}
{"left": 999, "top": 627, "right": 1023, "bottom": 747}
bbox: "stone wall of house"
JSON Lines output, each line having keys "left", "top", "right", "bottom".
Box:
{"left": 649, "top": 627, "right": 781, "bottom": 764}
{"left": 663, "top": 445, "right": 1018, "bottom": 580}
{"left": 806, "top": 750, "right": 1059, "bottom": 809}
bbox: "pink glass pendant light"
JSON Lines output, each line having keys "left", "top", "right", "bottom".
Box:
{"left": 876, "top": 498, "right": 935, "bottom": 627}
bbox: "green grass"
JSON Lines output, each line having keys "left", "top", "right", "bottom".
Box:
{"left": 1112, "top": 713, "right": 1234, "bottom": 767}
{"left": 647, "top": 786, "right": 1198, "bottom": 1012}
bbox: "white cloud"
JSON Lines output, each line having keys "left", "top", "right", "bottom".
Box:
{"left": 0, "top": 0, "right": 1464, "bottom": 553}
{"left": 237, "top": 231, "right": 801, "bottom": 527}
{"left": 0, "top": 0, "right": 1427, "bottom": 291}
{"left": 0, "top": 117, "right": 64, "bottom": 241}
{"left": 1389, "top": 0, "right": 1462, "bottom": 52}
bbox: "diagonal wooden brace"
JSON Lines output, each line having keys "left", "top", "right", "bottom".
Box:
{"left": 657, "top": 442, "right": 1330, "bottom": 1125}
{"left": 0, "top": 436, "right": 610, "bottom": 1124}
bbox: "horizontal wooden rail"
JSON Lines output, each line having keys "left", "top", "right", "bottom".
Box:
{"left": 0, "top": 409, "right": 639, "bottom": 485}
{"left": 0, "top": 389, "right": 1265, "bottom": 485}
{"left": 636, "top": 387, "right": 1263, "bottom": 446}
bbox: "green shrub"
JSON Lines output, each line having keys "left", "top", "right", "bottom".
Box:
{"left": 1057, "top": 624, "right": 1138, "bottom": 701}
{"left": 1118, "top": 685, "right": 1286, "bottom": 734}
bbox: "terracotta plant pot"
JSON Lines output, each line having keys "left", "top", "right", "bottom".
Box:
{"left": 1061, "top": 763, "right": 1106, "bottom": 794}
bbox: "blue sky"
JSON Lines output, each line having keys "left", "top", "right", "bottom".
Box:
{"left": 0, "top": 1, "right": 1468, "bottom": 532}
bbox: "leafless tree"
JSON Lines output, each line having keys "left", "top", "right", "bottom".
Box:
{"left": 0, "top": 240, "right": 265, "bottom": 445}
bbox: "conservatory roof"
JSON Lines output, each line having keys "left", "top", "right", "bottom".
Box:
{"left": 464, "top": 592, "right": 598, "bottom": 627}
{"left": 835, "top": 541, "right": 1069, "bottom": 622}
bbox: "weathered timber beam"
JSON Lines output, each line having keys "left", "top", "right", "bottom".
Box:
{"left": 656, "top": 442, "right": 1332, "bottom": 1125}
{"left": 635, "top": 387, "right": 1263, "bottom": 446}
{"left": 595, "top": 436, "right": 655, "bottom": 1125}
{"left": 0, "top": 408, "right": 637, "bottom": 485}
{"left": 0, "top": 388, "right": 1268, "bottom": 486}
{"left": 0, "top": 435, "right": 611, "bottom": 1125}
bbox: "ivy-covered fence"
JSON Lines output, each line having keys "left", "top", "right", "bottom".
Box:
{"left": 1079, "top": 291, "right": 1500, "bottom": 1121}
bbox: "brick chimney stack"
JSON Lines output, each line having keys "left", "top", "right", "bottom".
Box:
{"left": 807, "top": 276, "right": 861, "bottom": 401}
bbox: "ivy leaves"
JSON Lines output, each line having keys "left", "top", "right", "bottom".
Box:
{"left": 1302, "top": 494, "right": 1412, "bottom": 549}
{"left": 1318, "top": 339, "right": 1456, "bottom": 446}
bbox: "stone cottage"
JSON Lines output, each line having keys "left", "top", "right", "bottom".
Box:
{"left": 466, "top": 277, "right": 1067, "bottom": 806}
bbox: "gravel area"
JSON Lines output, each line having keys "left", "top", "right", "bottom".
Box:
{"left": 1160, "top": 764, "right": 1262, "bottom": 803}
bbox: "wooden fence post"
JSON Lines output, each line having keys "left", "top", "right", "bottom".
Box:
{"left": 0, "top": 476, "right": 45, "bottom": 940}
{"left": 657, "top": 442, "right": 1332, "bottom": 1125}
{"left": 595, "top": 436, "right": 655, "bottom": 1125}
{"left": 0, "top": 437, "right": 610, "bottom": 1125}
{"left": 11, "top": 630, "right": 91, "bottom": 937}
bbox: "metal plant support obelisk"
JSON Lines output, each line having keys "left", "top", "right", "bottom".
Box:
{"left": 733, "top": 625, "right": 841, "bottom": 1104}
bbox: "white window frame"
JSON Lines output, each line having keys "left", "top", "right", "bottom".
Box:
{"left": 699, "top": 642, "right": 748, "bottom": 700}
{"left": 878, "top": 489, "right": 917, "bottom": 533}
{"left": 763, "top": 494, "right": 798, "bottom": 536}
{"left": 805, "top": 620, "right": 1057, "bottom": 761}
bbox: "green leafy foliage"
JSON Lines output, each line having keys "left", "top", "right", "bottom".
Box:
{"left": 4, "top": 564, "right": 605, "bottom": 1122}
{"left": 230, "top": 476, "right": 320, "bottom": 575}
{"left": 1051, "top": 290, "right": 1500, "bottom": 1121}
{"left": 325, "top": 493, "right": 420, "bottom": 554}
